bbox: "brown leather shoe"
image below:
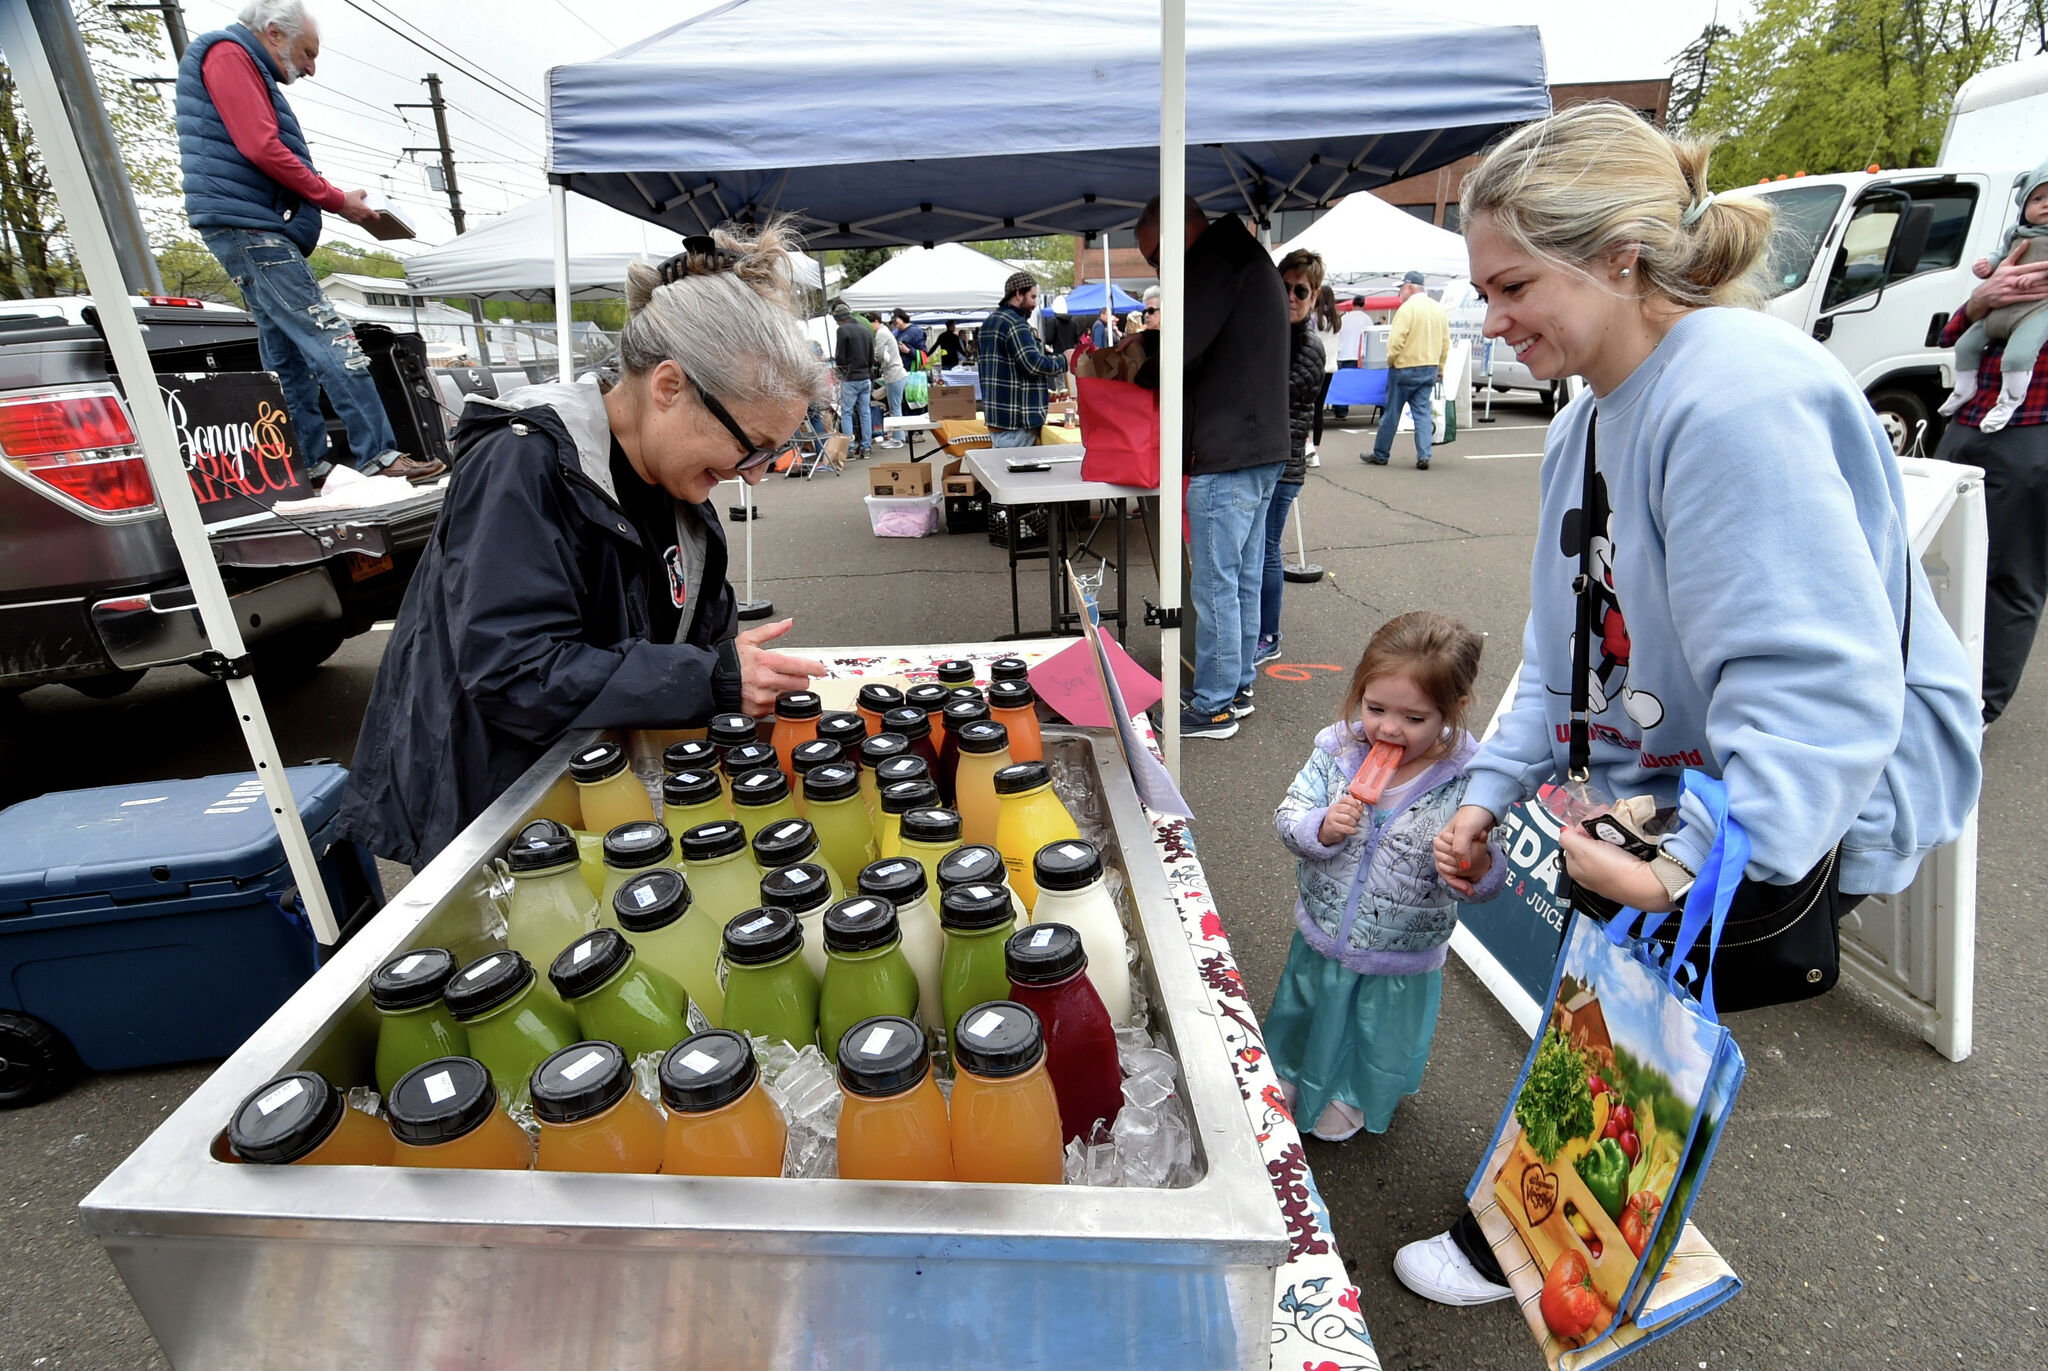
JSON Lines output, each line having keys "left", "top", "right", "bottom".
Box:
{"left": 381, "top": 455, "right": 446, "bottom": 483}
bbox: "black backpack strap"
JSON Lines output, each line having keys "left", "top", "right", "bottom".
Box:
{"left": 1570, "top": 413, "right": 1599, "bottom": 782}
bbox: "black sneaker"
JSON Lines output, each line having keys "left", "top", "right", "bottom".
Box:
{"left": 1364, "top": 454, "right": 1389, "bottom": 466}
{"left": 1180, "top": 706, "right": 1239, "bottom": 740}
{"left": 1231, "top": 690, "right": 1256, "bottom": 719}
{"left": 1416, "top": 459, "right": 1430, "bottom": 471}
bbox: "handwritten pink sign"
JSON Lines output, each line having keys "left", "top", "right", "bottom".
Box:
{"left": 1029, "top": 633, "right": 1163, "bottom": 727}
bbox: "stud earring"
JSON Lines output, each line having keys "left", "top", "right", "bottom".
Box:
{"left": 1619, "top": 267, "right": 1632, "bottom": 278}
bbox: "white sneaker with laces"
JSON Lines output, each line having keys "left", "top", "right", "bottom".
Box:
{"left": 1392, "top": 1231, "right": 1515, "bottom": 1306}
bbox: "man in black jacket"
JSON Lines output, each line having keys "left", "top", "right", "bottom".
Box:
{"left": 833, "top": 300, "right": 875, "bottom": 456}
{"left": 1137, "top": 194, "right": 1291, "bottom": 740}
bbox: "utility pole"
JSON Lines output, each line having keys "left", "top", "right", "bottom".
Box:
{"left": 398, "top": 73, "right": 492, "bottom": 362}
{"left": 111, "top": 2, "right": 189, "bottom": 60}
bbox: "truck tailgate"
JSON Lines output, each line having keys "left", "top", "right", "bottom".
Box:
{"left": 206, "top": 489, "right": 444, "bottom": 570}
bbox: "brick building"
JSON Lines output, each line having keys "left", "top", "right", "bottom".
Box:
{"left": 1070, "top": 78, "right": 1671, "bottom": 286}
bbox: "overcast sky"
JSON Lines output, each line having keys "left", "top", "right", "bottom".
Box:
{"left": 141, "top": 1, "right": 1748, "bottom": 256}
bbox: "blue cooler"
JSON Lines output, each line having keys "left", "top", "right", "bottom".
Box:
{"left": 0, "top": 765, "right": 381, "bottom": 1102}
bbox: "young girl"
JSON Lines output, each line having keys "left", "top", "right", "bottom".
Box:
{"left": 1267, "top": 612, "right": 1507, "bottom": 1141}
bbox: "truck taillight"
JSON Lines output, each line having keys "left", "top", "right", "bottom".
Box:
{"left": 0, "top": 389, "right": 157, "bottom": 514}
{"left": 143, "top": 295, "right": 206, "bottom": 308}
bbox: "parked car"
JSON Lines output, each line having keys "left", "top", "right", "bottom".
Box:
{"left": 1439, "top": 278, "right": 1567, "bottom": 413}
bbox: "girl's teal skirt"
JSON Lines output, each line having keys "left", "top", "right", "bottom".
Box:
{"left": 1263, "top": 929, "right": 1443, "bottom": 1135}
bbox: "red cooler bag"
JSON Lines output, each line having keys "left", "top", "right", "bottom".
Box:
{"left": 1073, "top": 337, "right": 1160, "bottom": 488}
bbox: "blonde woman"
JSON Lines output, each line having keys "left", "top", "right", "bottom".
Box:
{"left": 1396, "top": 103, "right": 1980, "bottom": 1306}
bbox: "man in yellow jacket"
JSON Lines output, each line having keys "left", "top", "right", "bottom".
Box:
{"left": 1367, "top": 270, "right": 1449, "bottom": 469}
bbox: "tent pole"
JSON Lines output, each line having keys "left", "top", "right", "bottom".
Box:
{"left": 551, "top": 178, "right": 574, "bottom": 382}
{"left": 1159, "top": 0, "right": 1186, "bottom": 781}
{"left": 0, "top": 2, "right": 339, "bottom": 942}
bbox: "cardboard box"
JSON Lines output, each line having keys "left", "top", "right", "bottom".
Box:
{"left": 940, "top": 456, "right": 980, "bottom": 497}
{"left": 867, "top": 460, "right": 932, "bottom": 497}
{"left": 927, "top": 383, "right": 978, "bottom": 421}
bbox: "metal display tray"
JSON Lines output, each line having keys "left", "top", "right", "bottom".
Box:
{"left": 83, "top": 726, "right": 1288, "bottom": 1371}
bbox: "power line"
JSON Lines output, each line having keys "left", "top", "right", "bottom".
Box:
{"left": 338, "top": 0, "right": 545, "bottom": 119}
{"left": 549, "top": 0, "right": 617, "bottom": 48}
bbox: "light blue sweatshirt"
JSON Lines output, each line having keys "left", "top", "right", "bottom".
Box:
{"left": 1464, "top": 308, "right": 1982, "bottom": 894}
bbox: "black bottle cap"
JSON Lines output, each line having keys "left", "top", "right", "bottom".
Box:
{"left": 603, "top": 820, "right": 674, "bottom": 870}
{"left": 506, "top": 818, "right": 578, "bottom": 873}
{"left": 791, "top": 739, "right": 843, "bottom": 776}
{"left": 873, "top": 755, "right": 931, "bottom": 788}
{"left": 752, "top": 817, "right": 822, "bottom": 870}
{"left": 857, "top": 856, "right": 930, "bottom": 905}
{"left": 940, "top": 696, "right": 990, "bottom": 734}
{"left": 881, "top": 706, "right": 932, "bottom": 742}
{"left": 681, "top": 819, "right": 748, "bottom": 861}
{"left": 1005, "top": 922, "right": 1088, "bottom": 985}
{"left": 729, "top": 766, "right": 792, "bottom": 808}
{"left": 878, "top": 779, "right": 939, "bottom": 817}
{"left": 722, "top": 742, "right": 780, "bottom": 781}
{"left": 1033, "top": 838, "right": 1105, "bottom": 892}
{"left": 939, "top": 882, "right": 1013, "bottom": 932}
{"left": 904, "top": 683, "right": 951, "bottom": 713}
{"left": 659, "top": 1030, "right": 759, "bottom": 1113}
{"left": 857, "top": 683, "right": 905, "bottom": 715}
{"left": 835, "top": 1015, "right": 931, "bottom": 1098}
{"left": 548, "top": 928, "right": 633, "bottom": 1000}
{"left": 661, "top": 738, "right": 718, "bottom": 773}
{"left": 990, "top": 656, "right": 1030, "bottom": 683}
{"left": 567, "top": 740, "right": 628, "bottom": 784}
{"left": 988, "top": 678, "right": 1038, "bottom": 710}
{"left": 661, "top": 768, "right": 722, "bottom": 810}
{"left": 822, "top": 895, "right": 901, "bottom": 953}
{"left": 443, "top": 950, "right": 537, "bottom": 1020}
{"left": 950, "top": 1001, "right": 1046, "bottom": 1079}
{"left": 369, "top": 946, "right": 459, "bottom": 1011}
{"left": 529, "top": 1040, "right": 632, "bottom": 1124}
{"left": 708, "top": 714, "right": 760, "bottom": 750}
{"left": 721, "top": 906, "right": 803, "bottom": 965}
{"left": 955, "top": 719, "right": 1010, "bottom": 755}
{"left": 803, "top": 762, "right": 861, "bottom": 804}
{"left": 775, "top": 690, "right": 822, "bottom": 720}
{"left": 227, "top": 1071, "right": 346, "bottom": 1164}
{"left": 935, "top": 658, "right": 977, "bottom": 686}
{"left": 859, "top": 733, "right": 911, "bottom": 769}
{"left": 944, "top": 687, "right": 985, "bottom": 711}
{"left": 899, "top": 807, "right": 962, "bottom": 845}
{"left": 759, "top": 861, "right": 833, "bottom": 915}
{"left": 992, "top": 760, "right": 1052, "bottom": 795}
{"left": 937, "top": 844, "right": 1009, "bottom": 891}
{"left": 387, "top": 1056, "right": 498, "bottom": 1145}
{"left": 817, "top": 712, "right": 868, "bottom": 750}
{"left": 615, "top": 868, "right": 690, "bottom": 932}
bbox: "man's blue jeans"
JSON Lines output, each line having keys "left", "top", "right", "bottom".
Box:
{"left": 202, "top": 228, "right": 399, "bottom": 478}
{"left": 1372, "top": 365, "right": 1439, "bottom": 464}
{"left": 1259, "top": 478, "right": 1302, "bottom": 643}
{"left": 840, "top": 378, "right": 874, "bottom": 450}
{"left": 989, "top": 427, "right": 1038, "bottom": 448}
{"left": 1187, "top": 462, "right": 1283, "bottom": 715}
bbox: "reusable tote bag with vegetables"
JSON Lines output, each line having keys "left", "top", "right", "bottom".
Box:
{"left": 1465, "top": 771, "right": 1750, "bottom": 1369}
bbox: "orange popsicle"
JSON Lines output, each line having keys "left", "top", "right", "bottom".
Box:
{"left": 1348, "top": 740, "right": 1407, "bottom": 804}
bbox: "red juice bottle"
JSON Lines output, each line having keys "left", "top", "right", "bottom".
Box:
{"left": 1004, "top": 922, "right": 1123, "bottom": 1143}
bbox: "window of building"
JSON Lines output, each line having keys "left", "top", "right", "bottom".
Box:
{"left": 1441, "top": 203, "right": 1461, "bottom": 233}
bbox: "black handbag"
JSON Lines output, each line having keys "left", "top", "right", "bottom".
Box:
{"left": 1560, "top": 416, "right": 1904, "bottom": 1013}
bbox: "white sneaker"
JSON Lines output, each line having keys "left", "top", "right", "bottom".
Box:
{"left": 1393, "top": 1231, "right": 1515, "bottom": 1306}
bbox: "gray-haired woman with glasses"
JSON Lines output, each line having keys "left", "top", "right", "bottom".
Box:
{"left": 338, "top": 222, "right": 832, "bottom": 870}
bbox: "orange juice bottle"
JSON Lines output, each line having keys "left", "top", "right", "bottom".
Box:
{"left": 951, "top": 720, "right": 1013, "bottom": 847}
{"left": 386, "top": 1056, "right": 534, "bottom": 1170}
{"left": 659, "top": 1030, "right": 788, "bottom": 1177}
{"left": 948, "top": 1000, "right": 1065, "bottom": 1184}
{"left": 771, "top": 690, "right": 823, "bottom": 786}
{"left": 855, "top": 684, "right": 905, "bottom": 739}
{"left": 986, "top": 680, "right": 1044, "bottom": 764}
{"left": 835, "top": 1015, "right": 955, "bottom": 1182}
{"left": 530, "top": 1041, "right": 666, "bottom": 1173}
{"left": 569, "top": 740, "right": 654, "bottom": 835}
{"left": 228, "top": 1071, "right": 393, "bottom": 1167}
{"left": 993, "top": 762, "right": 1081, "bottom": 908}
{"left": 989, "top": 656, "right": 1030, "bottom": 685}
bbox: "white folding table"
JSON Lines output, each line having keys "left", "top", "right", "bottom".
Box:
{"left": 966, "top": 446, "right": 1153, "bottom": 640}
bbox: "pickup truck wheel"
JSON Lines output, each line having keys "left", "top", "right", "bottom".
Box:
{"left": 251, "top": 620, "right": 347, "bottom": 680}
{"left": 0, "top": 1011, "right": 81, "bottom": 1109}
{"left": 1868, "top": 386, "right": 1932, "bottom": 455}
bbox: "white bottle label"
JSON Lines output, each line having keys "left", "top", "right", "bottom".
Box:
{"left": 392, "top": 953, "right": 426, "bottom": 976}
{"left": 463, "top": 956, "right": 501, "bottom": 981}
{"left": 572, "top": 940, "right": 594, "bottom": 964}
{"left": 1030, "top": 927, "right": 1055, "bottom": 948}
{"left": 738, "top": 915, "right": 773, "bottom": 936}
{"left": 256, "top": 1079, "right": 304, "bottom": 1115}
{"left": 858, "top": 1025, "right": 896, "bottom": 1056}
{"left": 965, "top": 1010, "right": 1004, "bottom": 1040}
{"left": 424, "top": 1071, "right": 456, "bottom": 1103}
{"left": 559, "top": 1049, "right": 607, "bottom": 1082}
{"left": 677, "top": 1048, "right": 721, "bottom": 1076}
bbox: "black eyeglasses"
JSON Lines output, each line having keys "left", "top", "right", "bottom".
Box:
{"left": 692, "top": 378, "right": 795, "bottom": 472}
{"left": 1287, "top": 283, "right": 1313, "bottom": 301}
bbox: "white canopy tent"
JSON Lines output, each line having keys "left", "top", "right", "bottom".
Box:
{"left": 404, "top": 191, "right": 821, "bottom": 302}
{"left": 1273, "top": 190, "right": 1471, "bottom": 283}
{"left": 838, "top": 244, "right": 1015, "bottom": 315}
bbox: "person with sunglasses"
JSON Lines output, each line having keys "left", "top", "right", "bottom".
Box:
{"left": 1259, "top": 249, "right": 1328, "bottom": 668}
{"left": 338, "top": 223, "right": 832, "bottom": 871}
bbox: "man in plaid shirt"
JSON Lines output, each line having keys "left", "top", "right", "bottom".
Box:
{"left": 978, "top": 271, "right": 1069, "bottom": 446}
{"left": 1933, "top": 245, "right": 2048, "bottom": 722}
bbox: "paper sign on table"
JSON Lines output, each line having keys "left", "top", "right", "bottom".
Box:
{"left": 1056, "top": 565, "right": 1189, "bottom": 818}
{"left": 1029, "top": 634, "right": 1163, "bottom": 728}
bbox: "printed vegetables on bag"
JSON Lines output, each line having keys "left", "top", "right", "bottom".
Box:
{"left": 1515, "top": 1029, "right": 1594, "bottom": 1162}
{"left": 1573, "top": 1137, "right": 1630, "bottom": 1221}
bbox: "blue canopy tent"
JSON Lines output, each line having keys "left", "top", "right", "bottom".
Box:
{"left": 1054, "top": 282, "right": 1146, "bottom": 317}
{"left": 544, "top": 0, "right": 1548, "bottom": 772}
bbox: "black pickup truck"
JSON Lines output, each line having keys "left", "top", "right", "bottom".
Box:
{"left": 0, "top": 296, "right": 444, "bottom": 701}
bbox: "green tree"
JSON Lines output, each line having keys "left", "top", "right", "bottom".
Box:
{"left": 1667, "top": 19, "right": 1735, "bottom": 134}
{"left": 1690, "top": 0, "right": 2044, "bottom": 190}
{"left": 156, "top": 237, "right": 240, "bottom": 302}
{"left": 973, "top": 235, "right": 1074, "bottom": 291}
{"left": 308, "top": 242, "right": 408, "bottom": 280}
{"left": 831, "top": 246, "right": 891, "bottom": 287}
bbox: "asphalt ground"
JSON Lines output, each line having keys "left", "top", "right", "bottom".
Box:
{"left": 2, "top": 394, "right": 2043, "bottom": 1369}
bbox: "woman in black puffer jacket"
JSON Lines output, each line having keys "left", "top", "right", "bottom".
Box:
{"left": 1258, "top": 248, "right": 1329, "bottom": 665}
